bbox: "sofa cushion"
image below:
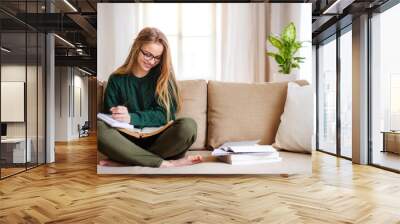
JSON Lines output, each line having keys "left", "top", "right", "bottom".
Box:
{"left": 97, "top": 150, "right": 311, "bottom": 174}
{"left": 273, "top": 82, "right": 313, "bottom": 153}
{"left": 207, "top": 80, "right": 308, "bottom": 149}
{"left": 176, "top": 80, "right": 207, "bottom": 150}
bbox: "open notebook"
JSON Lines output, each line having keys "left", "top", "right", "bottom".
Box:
{"left": 97, "top": 113, "right": 173, "bottom": 138}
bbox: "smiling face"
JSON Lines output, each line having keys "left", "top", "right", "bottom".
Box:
{"left": 137, "top": 42, "right": 164, "bottom": 74}
{"left": 116, "top": 27, "right": 181, "bottom": 119}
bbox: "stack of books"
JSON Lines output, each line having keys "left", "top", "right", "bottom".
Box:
{"left": 211, "top": 140, "right": 281, "bottom": 165}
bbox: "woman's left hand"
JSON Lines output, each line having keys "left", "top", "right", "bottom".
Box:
{"left": 110, "top": 106, "right": 131, "bottom": 123}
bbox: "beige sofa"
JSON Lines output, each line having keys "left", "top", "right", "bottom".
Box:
{"left": 97, "top": 80, "right": 312, "bottom": 175}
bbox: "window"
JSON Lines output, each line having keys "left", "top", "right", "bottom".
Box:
{"left": 371, "top": 3, "right": 400, "bottom": 171}
{"left": 139, "top": 4, "right": 216, "bottom": 80}
{"left": 317, "top": 37, "right": 337, "bottom": 155}
{"left": 0, "top": 1, "right": 47, "bottom": 179}
{"left": 316, "top": 26, "right": 353, "bottom": 159}
{"left": 390, "top": 74, "right": 400, "bottom": 130}
{"left": 340, "top": 29, "right": 352, "bottom": 158}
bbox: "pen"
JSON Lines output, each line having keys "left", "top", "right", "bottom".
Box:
{"left": 111, "top": 101, "right": 129, "bottom": 115}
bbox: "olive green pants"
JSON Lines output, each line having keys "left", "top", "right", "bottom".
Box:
{"left": 97, "top": 117, "right": 197, "bottom": 167}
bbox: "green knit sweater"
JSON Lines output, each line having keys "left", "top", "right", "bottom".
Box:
{"left": 103, "top": 70, "right": 176, "bottom": 128}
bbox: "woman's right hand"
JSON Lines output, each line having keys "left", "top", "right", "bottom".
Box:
{"left": 110, "top": 106, "right": 131, "bottom": 123}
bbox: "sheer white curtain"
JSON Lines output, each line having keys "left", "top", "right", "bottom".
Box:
{"left": 97, "top": 3, "right": 267, "bottom": 82}
{"left": 97, "top": 3, "right": 139, "bottom": 82}
{"left": 218, "top": 3, "right": 266, "bottom": 82}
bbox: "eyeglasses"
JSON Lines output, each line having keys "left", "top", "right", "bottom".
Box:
{"left": 140, "top": 48, "right": 161, "bottom": 64}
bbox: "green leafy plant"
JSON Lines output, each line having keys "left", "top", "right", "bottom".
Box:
{"left": 267, "top": 22, "right": 305, "bottom": 75}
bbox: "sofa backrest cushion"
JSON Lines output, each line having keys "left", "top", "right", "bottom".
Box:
{"left": 176, "top": 80, "right": 208, "bottom": 150}
{"left": 207, "top": 80, "right": 308, "bottom": 149}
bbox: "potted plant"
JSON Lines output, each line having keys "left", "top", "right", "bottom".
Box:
{"left": 267, "top": 22, "right": 305, "bottom": 81}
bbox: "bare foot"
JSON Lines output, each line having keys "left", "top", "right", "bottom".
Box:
{"left": 99, "top": 159, "right": 124, "bottom": 167}
{"left": 159, "top": 155, "right": 203, "bottom": 168}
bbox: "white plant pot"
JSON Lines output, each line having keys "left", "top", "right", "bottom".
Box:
{"left": 271, "top": 70, "right": 299, "bottom": 82}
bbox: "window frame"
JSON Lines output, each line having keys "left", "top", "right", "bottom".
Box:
{"left": 138, "top": 3, "right": 217, "bottom": 80}
{"left": 368, "top": 0, "right": 400, "bottom": 173}
{"left": 315, "top": 24, "right": 353, "bottom": 161}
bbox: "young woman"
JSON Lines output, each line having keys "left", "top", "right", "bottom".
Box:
{"left": 98, "top": 27, "right": 202, "bottom": 168}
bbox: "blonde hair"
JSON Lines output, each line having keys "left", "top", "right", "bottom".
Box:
{"left": 113, "top": 27, "right": 182, "bottom": 121}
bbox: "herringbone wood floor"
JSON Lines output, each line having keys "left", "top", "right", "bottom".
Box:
{"left": 1, "top": 135, "right": 400, "bottom": 224}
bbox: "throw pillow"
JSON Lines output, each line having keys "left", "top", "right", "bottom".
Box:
{"left": 273, "top": 82, "right": 314, "bottom": 153}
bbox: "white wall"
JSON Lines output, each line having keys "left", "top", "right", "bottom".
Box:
{"left": 1, "top": 64, "right": 46, "bottom": 164}
{"left": 55, "top": 66, "right": 69, "bottom": 141}
{"left": 72, "top": 74, "right": 89, "bottom": 138}
{"left": 54, "top": 67, "right": 89, "bottom": 141}
{"left": 1, "top": 65, "right": 26, "bottom": 140}
{"left": 1, "top": 65, "right": 37, "bottom": 138}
